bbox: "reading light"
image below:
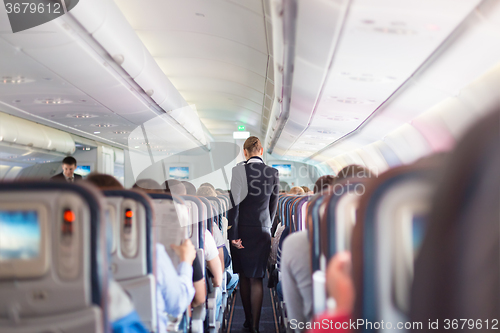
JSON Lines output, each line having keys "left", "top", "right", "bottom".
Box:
{"left": 233, "top": 131, "right": 250, "bottom": 139}
{"left": 64, "top": 210, "right": 75, "bottom": 222}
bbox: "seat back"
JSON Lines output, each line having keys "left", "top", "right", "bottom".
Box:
{"left": 353, "top": 161, "right": 441, "bottom": 332}
{"left": 103, "top": 189, "right": 156, "bottom": 332}
{"left": 0, "top": 182, "right": 108, "bottom": 333}
{"left": 148, "top": 193, "right": 189, "bottom": 268}
{"left": 306, "top": 194, "right": 327, "bottom": 315}
{"left": 181, "top": 195, "right": 205, "bottom": 249}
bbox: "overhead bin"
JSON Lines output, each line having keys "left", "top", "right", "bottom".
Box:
{"left": 68, "top": 0, "right": 206, "bottom": 146}
{"left": 0, "top": 112, "right": 75, "bottom": 155}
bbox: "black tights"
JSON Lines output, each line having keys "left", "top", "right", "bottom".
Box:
{"left": 239, "top": 273, "right": 264, "bottom": 330}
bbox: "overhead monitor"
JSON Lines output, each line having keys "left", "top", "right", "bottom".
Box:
{"left": 75, "top": 165, "right": 91, "bottom": 177}
{"left": 0, "top": 205, "right": 48, "bottom": 278}
{"left": 169, "top": 166, "right": 190, "bottom": 180}
{"left": 272, "top": 164, "right": 293, "bottom": 178}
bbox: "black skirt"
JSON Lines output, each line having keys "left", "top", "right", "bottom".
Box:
{"left": 230, "top": 225, "right": 271, "bottom": 278}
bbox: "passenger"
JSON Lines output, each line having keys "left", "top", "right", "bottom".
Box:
{"left": 50, "top": 156, "right": 83, "bottom": 182}
{"left": 282, "top": 170, "right": 365, "bottom": 332}
{"left": 301, "top": 186, "right": 312, "bottom": 194}
{"left": 197, "top": 185, "right": 239, "bottom": 296}
{"left": 281, "top": 229, "right": 314, "bottom": 331}
{"left": 133, "top": 178, "right": 165, "bottom": 192}
{"left": 307, "top": 252, "right": 354, "bottom": 333}
{"left": 92, "top": 175, "right": 196, "bottom": 331}
{"left": 85, "top": 173, "right": 123, "bottom": 188}
{"left": 181, "top": 181, "right": 197, "bottom": 195}
{"left": 289, "top": 186, "right": 305, "bottom": 195}
{"left": 163, "top": 179, "right": 187, "bottom": 196}
{"left": 228, "top": 136, "right": 279, "bottom": 333}
{"left": 313, "top": 175, "right": 337, "bottom": 194}
{"left": 200, "top": 182, "right": 215, "bottom": 190}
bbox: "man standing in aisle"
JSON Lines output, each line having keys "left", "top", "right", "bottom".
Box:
{"left": 50, "top": 156, "right": 83, "bottom": 182}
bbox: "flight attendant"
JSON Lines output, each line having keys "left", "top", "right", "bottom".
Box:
{"left": 228, "top": 136, "right": 279, "bottom": 333}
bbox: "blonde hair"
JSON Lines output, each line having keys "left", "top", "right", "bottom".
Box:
{"left": 197, "top": 186, "right": 218, "bottom": 197}
{"left": 243, "top": 136, "right": 262, "bottom": 154}
{"left": 289, "top": 186, "right": 305, "bottom": 195}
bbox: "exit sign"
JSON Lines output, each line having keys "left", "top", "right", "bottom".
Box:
{"left": 238, "top": 125, "right": 245, "bottom": 131}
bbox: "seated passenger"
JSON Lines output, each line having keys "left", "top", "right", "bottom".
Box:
{"left": 181, "top": 181, "right": 197, "bottom": 196}
{"left": 133, "top": 178, "right": 165, "bottom": 193}
{"left": 307, "top": 252, "right": 354, "bottom": 333}
{"left": 86, "top": 174, "right": 196, "bottom": 332}
{"left": 200, "top": 182, "right": 216, "bottom": 190}
{"left": 282, "top": 176, "right": 337, "bottom": 332}
{"left": 289, "top": 186, "right": 305, "bottom": 195}
{"left": 281, "top": 229, "right": 314, "bottom": 332}
{"left": 301, "top": 186, "right": 312, "bottom": 195}
{"left": 313, "top": 175, "right": 337, "bottom": 194}
{"left": 163, "top": 179, "right": 187, "bottom": 196}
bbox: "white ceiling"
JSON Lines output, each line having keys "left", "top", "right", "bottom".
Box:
{"left": 114, "top": 0, "right": 273, "bottom": 140}
{"left": 270, "top": 0, "right": 500, "bottom": 167}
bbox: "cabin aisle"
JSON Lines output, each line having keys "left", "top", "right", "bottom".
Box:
{"left": 227, "top": 276, "right": 279, "bottom": 333}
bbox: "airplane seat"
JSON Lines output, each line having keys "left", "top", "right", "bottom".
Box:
{"left": 306, "top": 194, "right": 328, "bottom": 315}
{"left": 197, "top": 198, "right": 223, "bottom": 331}
{"left": 103, "top": 189, "right": 157, "bottom": 332}
{"left": 410, "top": 109, "right": 500, "bottom": 328}
{"left": 322, "top": 179, "right": 370, "bottom": 261}
{"left": 352, "top": 160, "right": 442, "bottom": 333}
{"left": 293, "top": 196, "right": 310, "bottom": 231}
{"left": 181, "top": 195, "right": 206, "bottom": 250}
{"left": 147, "top": 193, "right": 190, "bottom": 332}
{"left": 0, "top": 181, "right": 108, "bottom": 333}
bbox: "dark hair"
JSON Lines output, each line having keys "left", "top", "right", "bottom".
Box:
{"left": 181, "top": 181, "right": 197, "bottom": 195}
{"left": 314, "top": 175, "right": 337, "bottom": 194}
{"left": 86, "top": 173, "right": 123, "bottom": 189}
{"left": 336, "top": 165, "right": 371, "bottom": 181}
{"left": 243, "top": 136, "right": 262, "bottom": 154}
{"left": 200, "top": 183, "right": 215, "bottom": 190}
{"left": 62, "top": 156, "right": 77, "bottom": 166}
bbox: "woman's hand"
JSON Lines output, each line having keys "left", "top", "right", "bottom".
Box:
{"left": 231, "top": 239, "right": 244, "bottom": 249}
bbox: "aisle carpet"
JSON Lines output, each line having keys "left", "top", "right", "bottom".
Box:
{"left": 227, "top": 276, "right": 278, "bottom": 333}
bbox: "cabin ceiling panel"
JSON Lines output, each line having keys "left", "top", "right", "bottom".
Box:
{"left": 115, "top": 0, "right": 270, "bottom": 138}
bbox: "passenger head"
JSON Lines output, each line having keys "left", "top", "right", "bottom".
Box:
{"left": 200, "top": 182, "right": 215, "bottom": 190}
{"left": 181, "top": 181, "right": 197, "bottom": 195}
{"left": 197, "top": 186, "right": 217, "bottom": 197}
{"left": 133, "top": 178, "right": 164, "bottom": 193}
{"left": 336, "top": 165, "right": 372, "bottom": 181}
{"left": 243, "top": 136, "right": 263, "bottom": 160}
{"left": 325, "top": 251, "right": 355, "bottom": 314}
{"left": 86, "top": 173, "right": 123, "bottom": 189}
{"left": 61, "top": 156, "right": 77, "bottom": 178}
{"left": 314, "top": 175, "right": 337, "bottom": 194}
{"left": 289, "top": 186, "right": 305, "bottom": 195}
{"left": 163, "top": 179, "right": 187, "bottom": 196}
{"left": 301, "top": 186, "right": 311, "bottom": 193}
